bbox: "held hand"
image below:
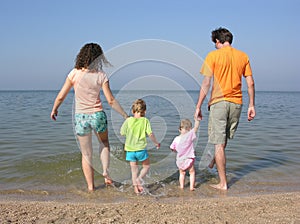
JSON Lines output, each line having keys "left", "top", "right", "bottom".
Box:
{"left": 247, "top": 106, "right": 256, "bottom": 121}
{"left": 194, "top": 108, "right": 202, "bottom": 121}
{"left": 156, "top": 143, "right": 160, "bottom": 149}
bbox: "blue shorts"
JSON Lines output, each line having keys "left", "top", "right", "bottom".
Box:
{"left": 74, "top": 111, "right": 107, "bottom": 136}
{"left": 126, "top": 150, "right": 149, "bottom": 162}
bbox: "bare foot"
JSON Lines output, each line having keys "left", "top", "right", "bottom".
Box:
{"left": 88, "top": 186, "right": 95, "bottom": 192}
{"left": 104, "top": 177, "right": 113, "bottom": 186}
{"left": 136, "top": 178, "right": 145, "bottom": 193}
{"left": 209, "top": 183, "right": 228, "bottom": 191}
{"left": 208, "top": 158, "right": 215, "bottom": 169}
{"left": 190, "top": 188, "right": 195, "bottom": 191}
{"left": 133, "top": 185, "right": 140, "bottom": 194}
{"left": 137, "top": 185, "right": 144, "bottom": 193}
{"left": 133, "top": 185, "right": 145, "bottom": 194}
{"left": 103, "top": 173, "right": 113, "bottom": 186}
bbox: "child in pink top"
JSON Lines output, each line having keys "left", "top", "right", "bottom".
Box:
{"left": 170, "top": 118, "right": 200, "bottom": 191}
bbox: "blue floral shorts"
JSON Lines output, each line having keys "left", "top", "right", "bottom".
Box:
{"left": 74, "top": 111, "right": 107, "bottom": 136}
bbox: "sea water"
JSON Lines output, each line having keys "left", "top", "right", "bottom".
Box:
{"left": 0, "top": 90, "right": 299, "bottom": 202}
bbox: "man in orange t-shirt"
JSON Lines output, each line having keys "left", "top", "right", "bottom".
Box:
{"left": 194, "top": 27, "right": 256, "bottom": 190}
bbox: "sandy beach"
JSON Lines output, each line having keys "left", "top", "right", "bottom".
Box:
{"left": 1, "top": 191, "right": 299, "bottom": 224}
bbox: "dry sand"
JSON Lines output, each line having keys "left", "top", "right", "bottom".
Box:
{"left": 1, "top": 191, "right": 300, "bottom": 223}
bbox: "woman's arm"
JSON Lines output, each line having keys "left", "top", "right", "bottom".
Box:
{"left": 50, "top": 77, "right": 73, "bottom": 121}
{"left": 102, "top": 81, "right": 128, "bottom": 119}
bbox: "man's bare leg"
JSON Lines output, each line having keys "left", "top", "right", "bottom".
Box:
{"left": 210, "top": 143, "right": 228, "bottom": 190}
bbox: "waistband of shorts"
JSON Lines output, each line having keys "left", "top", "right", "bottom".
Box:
{"left": 75, "top": 110, "right": 105, "bottom": 116}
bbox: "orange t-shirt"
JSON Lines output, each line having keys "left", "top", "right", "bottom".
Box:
{"left": 68, "top": 69, "right": 108, "bottom": 114}
{"left": 200, "top": 46, "right": 252, "bottom": 105}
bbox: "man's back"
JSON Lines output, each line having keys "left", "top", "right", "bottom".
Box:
{"left": 201, "top": 46, "right": 252, "bottom": 105}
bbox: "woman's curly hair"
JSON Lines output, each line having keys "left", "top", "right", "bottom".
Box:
{"left": 75, "top": 43, "right": 111, "bottom": 71}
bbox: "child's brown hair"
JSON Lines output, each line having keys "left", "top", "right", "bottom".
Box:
{"left": 132, "top": 99, "right": 146, "bottom": 117}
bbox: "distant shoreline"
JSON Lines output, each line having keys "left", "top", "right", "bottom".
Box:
{"left": 1, "top": 89, "right": 300, "bottom": 93}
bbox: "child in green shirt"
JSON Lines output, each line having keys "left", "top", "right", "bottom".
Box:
{"left": 120, "top": 99, "right": 160, "bottom": 194}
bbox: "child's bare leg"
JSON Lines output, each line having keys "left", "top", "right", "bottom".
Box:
{"left": 130, "top": 162, "right": 140, "bottom": 194}
{"left": 138, "top": 158, "right": 150, "bottom": 180}
{"left": 78, "top": 134, "right": 94, "bottom": 191}
{"left": 189, "top": 165, "right": 195, "bottom": 191}
{"left": 137, "top": 158, "right": 150, "bottom": 192}
{"left": 179, "top": 169, "right": 186, "bottom": 189}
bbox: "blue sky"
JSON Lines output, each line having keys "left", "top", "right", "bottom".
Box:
{"left": 0, "top": 0, "right": 299, "bottom": 91}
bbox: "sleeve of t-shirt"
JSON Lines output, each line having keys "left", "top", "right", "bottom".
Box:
{"left": 120, "top": 119, "right": 128, "bottom": 136}
{"left": 170, "top": 137, "right": 177, "bottom": 151}
{"left": 67, "top": 69, "right": 77, "bottom": 84}
{"left": 200, "top": 53, "right": 214, "bottom": 77}
{"left": 145, "top": 118, "right": 153, "bottom": 136}
{"left": 243, "top": 58, "right": 252, "bottom": 77}
{"left": 98, "top": 71, "right": 109, "bottom": 86}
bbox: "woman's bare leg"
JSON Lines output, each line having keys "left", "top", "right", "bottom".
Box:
{"left": 95, "top": 130, "right": 111, "bottom": 182}
{"left": 77, "top": 134, "right": 94, "bottom": 191}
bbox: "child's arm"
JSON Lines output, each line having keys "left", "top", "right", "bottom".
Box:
{"left": 170, "top": 137, "right": 177, "bottom": 152}
{"left": 149, "top": 133, "right": 160, "bottom": 149}
{"left": 170, "top": 147, "right": 176, "bottom": 152}
{"left": 193, "top": 119, "right": 200, "bottom": 133}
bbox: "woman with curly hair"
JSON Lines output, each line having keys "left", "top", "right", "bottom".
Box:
{"left": 51, "top": 43, "right": 128, "bottom": 191}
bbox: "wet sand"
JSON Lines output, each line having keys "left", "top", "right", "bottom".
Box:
{"left": 1, "top": 191, "right": 299, "bottom": 223}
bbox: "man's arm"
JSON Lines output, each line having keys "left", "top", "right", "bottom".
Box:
{"left": 245, "top": 75, "right": 256, "bottom": 121}
{"left": 194, "top": 76, "right": 211, "bottom": 120}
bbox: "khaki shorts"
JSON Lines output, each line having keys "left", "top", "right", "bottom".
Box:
{"left": 208, "top": 101, "right": 242, "bottom": 145}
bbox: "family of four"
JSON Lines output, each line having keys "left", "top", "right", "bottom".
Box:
{"left": 50, "top": 27, "right": 256, "bottom": 194}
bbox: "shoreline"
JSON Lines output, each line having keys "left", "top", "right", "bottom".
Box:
{"left": 1, "top": 191, "right": 299, "bottom": 223}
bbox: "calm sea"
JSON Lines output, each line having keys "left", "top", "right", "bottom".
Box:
{"left": 0, "top": 90, "right": 299, "bottom": 202}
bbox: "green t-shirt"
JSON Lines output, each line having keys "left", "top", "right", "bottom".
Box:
{"left": 120, "top": 117, "right": 152, "bottom": 151}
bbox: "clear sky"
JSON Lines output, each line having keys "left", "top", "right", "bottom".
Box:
{"left": 0, "top": 0, "right": 299, "bottom": 91}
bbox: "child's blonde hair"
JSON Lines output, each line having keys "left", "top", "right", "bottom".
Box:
{"left": 132, "top": 99, "right": 146, "bottom": 116}
{"left": 180, "top": 119, "right": 192, "bottom": 130}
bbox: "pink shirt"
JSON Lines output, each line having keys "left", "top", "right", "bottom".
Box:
{"left": 170, "top": 130, "right": 196, "bottom": 161}
{"left": 68, "top": 69, "right": 108, "bottom": 114}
